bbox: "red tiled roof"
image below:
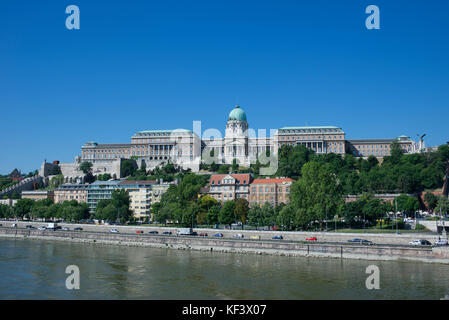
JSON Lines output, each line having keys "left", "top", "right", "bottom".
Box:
{"left": 251, "top": 178, "right": 294, "bottom": 184}
{"left": 209, "top": 174, "right": 252, "bottom": 185}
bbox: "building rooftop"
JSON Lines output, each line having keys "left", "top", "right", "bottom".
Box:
{"left": 278, "top": 126, "right": 344, "bottom": 134}
{"left": 251, "top": 178, "right": 294, "bottom": 184}
{"left": 209, "top": 173, "right": 252, "bottom": 185}
{"left": 57, "top": 184, "right": 89, "bottom": 190}
{"left": 133, "top": 129, "right": 193, "bottom": 137}
{"left": 119, "top": 180, "right": 158, "bottom": 186}
{"left": 228, "top": 105, "right": 247, "bottom": 122}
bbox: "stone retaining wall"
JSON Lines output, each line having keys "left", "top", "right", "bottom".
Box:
{"left": 1, "top": 227, "right": 448, "bottom": 264}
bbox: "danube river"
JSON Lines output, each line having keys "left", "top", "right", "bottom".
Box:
{"left": 0, "top": 238, "right": 448, "bottom": 299}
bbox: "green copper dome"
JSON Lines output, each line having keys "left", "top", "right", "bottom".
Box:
{"left": 228, "top": 105, "right": 247, "bottom": 122}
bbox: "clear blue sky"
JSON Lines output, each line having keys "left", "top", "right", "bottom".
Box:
{"left": 1, "top": 0, "right": 448, "bottom": 174}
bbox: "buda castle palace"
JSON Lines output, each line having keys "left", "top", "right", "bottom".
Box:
{"left": 75, "top": 105, "right": 418, "bottom": 175}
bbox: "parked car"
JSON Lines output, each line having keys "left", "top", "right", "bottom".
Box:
{"left": 409, "top": 239, "right": 432, "bottom": 246}
{"left": 0, "top": 224, "right": 2, "bottom": 227}
{"left": 233, "top": 234, "right": 244, "bottom": 239}
{"left": 11, "top": 224, "right": 17, "bottom": 228}
{"left": 162, "top": 231, "right": 172, "bottom": 235}
{"left": 213, "top": 233, "right": 223, "bottom": 237}
{"left": 38, "top": 226, "right": 46, "bottom": 230}
{"left": 109, "top": 229, "right": 119, "bottom": 233}
{"left": 74, "top": 227, "right": 83, "bottom": 231}
{"left": 25, "top": 225, "right": 35, "bottom": 229}
{"left": 148, "top": 231, "right": 159, "bottom": 235}
{"left": 199, "top": 233, "right": 208, "bottom": 237}
{"left": 306, "top": 237, "right": 317, "bottom": 241}
{"left": 62, "top": 227, "right": 70, "bottom": 231}
{"left": 136, "top": 230, "right": 144, "bottom": 234}
{"left": 250, "top": 235, "right": 261, "bottom": 240}
{"left": 435, "top": 239, "right": 448, "bottom": 246}
{"left": 272, "top": 235, "right": 283, "bottom": 240}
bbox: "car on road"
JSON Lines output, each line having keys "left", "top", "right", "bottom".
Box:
{"left": 213, "top": 233, "right": 223, "bottom": 237}
{"left": 0, "top": 224, "right": 2, "bottom": 227}
{"left": 435, "top": 239, "right": 448, "bottom": 246}
{"left": 109, "top": 229, "right": 119, "bottom": 233}
{"left": 272, "top": 235, "right": 283, "bottom": 240}
{"left": 62, "top": 227, "right": 70, "bottom": 231}
{"left": 11, "top": 224, "right": 17, "bottom": 228}
{"left": 347, "top": 238, "right": 373, "bottom": 245}
{"left": 233, "top": 234, "right": 244, "bottom": 239}
{"left": 74, "top": 227, "right": 83, "bottom": 231}
{"left": 26, "top": 225, "right": 35, "bottom": 229}
{"left": 306, "top": 237, "right": 317, "bottom": 241}
{"left": 199, "top": 233, "right": 208, "bottom": 237}
{"left": 136, "top": 230, "right": 144, "bottom": 234}
{"left": 250, "top": 235, "right": 261, "bottom": 240}
{"left": 409, "top": 239, "right": 432, "bottom": 246}
{"left": 38, "top": 226, "right": 46, "bottom": 230}
{"left": 148, "top": 231, "right": 159, "bottom": 235}
{"left": 162, "top": 231, "right": 172, "bottom": 235}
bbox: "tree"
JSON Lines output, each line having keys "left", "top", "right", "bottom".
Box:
{"left": 97, "top": 173, "right": 112, "bottom": 181}
{"left": 50, "top": 174, "right": 65, "bottom": 188}
{"left": 289, "top": 161, "right": 344, "bottom": 229}
{"left": 0, "top": 204, "right": 13, "bottom": 219}
{"left": 121, "top": 159, "right": 138, "bottom": 177}
{"left": 79, "top": 161, "right": 93, "bottom": 175}
{"left": 424, "top": 192, "right": 438, "bottom": 211}
{"left": 219, "top": 201, "right": 236, "bottom": 227}
{"left": 436, "top": 197, "right": 449, "bottom": 215}
{"left": 277, "top": 205, "right": 295, "bottom": 230}
{"left": 395, "top": 194, "right": 420, "bottom": 216}
{"left": 206, "top": 205, "right": 220, "bottom": 225}
{"left": 234, "top": 198, "right": 249, "bottom": 226}
{"left": 231, "top": 158, "right": 239, "bottom": 172}
{"left": 14, "top": 199, "right": 35, "bottom": 219}
{"left": 95, "top": 189, "right": 132, "bottom": 223}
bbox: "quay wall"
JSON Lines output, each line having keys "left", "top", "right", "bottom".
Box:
{"left": 1, "top": 227, "right": 449, "bottom": 264}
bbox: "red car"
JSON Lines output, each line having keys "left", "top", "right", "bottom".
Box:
{"left": 136, "top": 230, "right": 144, "bottom": 234}
{"left": 199, "top": 233, "right": 208, "bottom": 237}
{"left": 306, "top": 237, "right": 317, "bottom": 241}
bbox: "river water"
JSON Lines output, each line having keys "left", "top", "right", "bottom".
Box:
{"left": 0, "top": 238, "right": 448, "bottom": 299}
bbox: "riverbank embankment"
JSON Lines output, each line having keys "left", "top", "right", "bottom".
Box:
{"left": 1, "top": 226, "right": 449, "bottom": 264}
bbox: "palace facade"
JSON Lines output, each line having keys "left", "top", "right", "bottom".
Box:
{"left": 79, "top": 105, "right": 418, "bottom": 172}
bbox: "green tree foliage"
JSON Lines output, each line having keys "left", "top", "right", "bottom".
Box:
{"left": 79, "top": 161, "right": 93, "bottom": 174}
{"left": 277, "top": 205, "right": 295, "bottom": 230}
{"left": 276, "top": 143, "right": 448, "bottom": 194}
{"left": 97, "top": 173, "right": 112, "bottom": 181}
{"left": 395, "top": 194, "right": 420, "bottom": 216}
{"left": 0, "top": 204, "right": 13, "bottom": 219}
{"left": 234, "top": 198, "right": 249, "bottom": 225}
{"left": 231, "top": 158, "right": 239, "bottom": 172}
{"left": 289, "top": 161, "right": 344, "bottom": 229}
{"left": 120, "top": 159, "right": 138, "bottom": 177}
{"left": 14, "top": 198, "right": 35, "bottom": 219}
{"left": 206, "top": 205, "right": 220, "bottom": 225}
{"left": 424, "top": 192, "right": 438, "bottom": 211}
{"left": 150, "top": 173, "right": 209, "bottom": 225}
{"left": 217, "top": 165, "right": 230, "bottom": 174}
{"left": 219, "top": 201, "right": 236, "bottom": 226}
{"left": 276, "top": 144, "right": 315, "bottom": 180}
{"left": 435, "top": 197, "right": 449, "bottom": 215}
{"left": 95, "top": 189, "right": 132, "bottom": 223}
{"left": 49, "top": 174, "right": 65, "bottom": 188}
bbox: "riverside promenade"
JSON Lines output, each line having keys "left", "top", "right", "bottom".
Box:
{"left": 1, "top": 222, "right": 449, "bottom": 264}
